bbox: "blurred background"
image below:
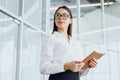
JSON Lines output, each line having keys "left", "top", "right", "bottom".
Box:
{"left": 0, "top": 0, "right": 120, "bottom": 80}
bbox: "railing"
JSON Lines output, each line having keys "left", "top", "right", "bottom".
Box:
{"left": 0, "top": 6, "right": 46, "bottom": 35}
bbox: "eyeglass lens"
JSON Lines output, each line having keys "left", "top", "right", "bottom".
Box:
{"left": 55, "top": 13, "right": 70, "bottom": 19}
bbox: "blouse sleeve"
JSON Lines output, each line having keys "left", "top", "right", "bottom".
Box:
{"left": 39, "top": 35, "right": 65, "bottom": 75}
{"left": 79, "top": 69, "right": 89, "bottom": 77}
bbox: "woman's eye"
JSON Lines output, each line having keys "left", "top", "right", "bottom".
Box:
{"left": 55, "top": 13, "right": 61, "bottom": 17}
{"left": 63, "top": 13, "right": 69, "bottom": 17}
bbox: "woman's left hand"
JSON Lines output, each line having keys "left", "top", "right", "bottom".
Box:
{"left": 88, "top": 58, "right": 98, "bottom": 68}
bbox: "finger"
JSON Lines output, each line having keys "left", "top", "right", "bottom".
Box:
{"left": 74, "top": 65, "right": 81, "bottom": 70}
{"left": 74, "top": 61, "right": 81, "bottom": 62}
{"left": 77, "top": 63, "right": 84, "bottom": 68}
{"left": 75, "top": 64, "right": 81, "bottom": 68}
{"left": 74, "top": 61, "right": 82, "bottom": 64}
{"left": 91, "top": 58, "right": 98, "bottom": 64}
{"left": 90, "top": 60, "right": 97, "bottom": 66}
{"left": 89, "top": 59, "right": 98, "bottom": 65}
{"left": 74, "top": 67, "right": 82, "bottom": 72}
{"left": 89, "top": 62, "right": 97, "bottom": 68}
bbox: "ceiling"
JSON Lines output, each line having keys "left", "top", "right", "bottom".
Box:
{"left": 50, "top": 0, "right": 116, "bottom": 18}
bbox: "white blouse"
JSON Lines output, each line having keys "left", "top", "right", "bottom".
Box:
{"left": 40, "top": 31, "right": 89, "bottom": 77}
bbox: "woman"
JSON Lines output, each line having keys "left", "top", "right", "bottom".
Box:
{"left": 40, "top": 6, "right": 98, "bottom": 80}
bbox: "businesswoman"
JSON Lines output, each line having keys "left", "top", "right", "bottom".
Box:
{"left": 40, "top": 6, "right": 98, "bottom": 80}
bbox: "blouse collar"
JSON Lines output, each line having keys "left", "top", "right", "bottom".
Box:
{"left": 53, "top": 31, "right": 73, "bottom": 44}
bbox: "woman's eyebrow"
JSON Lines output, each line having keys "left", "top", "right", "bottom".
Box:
{"left": 56, "top": 12, "right": 68, "bottom": 14}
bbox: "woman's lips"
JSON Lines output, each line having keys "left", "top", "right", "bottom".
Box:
{"left": 58, "top": 21, "right": 65, "bottom": 24}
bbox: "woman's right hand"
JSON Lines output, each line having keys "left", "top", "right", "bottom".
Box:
{"left": 64, "top": 61, "right": 85, "bottom": 72}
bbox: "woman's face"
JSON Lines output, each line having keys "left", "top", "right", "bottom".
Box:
{"left": 54, "top": 8, "right": 72, "bottom": 30}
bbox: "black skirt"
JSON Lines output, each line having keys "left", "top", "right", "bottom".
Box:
{"left": 49, "top": 70, "right": 79, "bottom": 80}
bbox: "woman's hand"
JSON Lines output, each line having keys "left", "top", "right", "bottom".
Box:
{"left": 88, "top": 58, "right": 98, "bottom": 68}
{"left": 64, "top": 61, "right": 85, "bottom": 72}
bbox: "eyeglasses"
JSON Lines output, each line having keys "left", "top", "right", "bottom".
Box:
{"left": 54, "top": 13, "right": 70, "bottom": 20}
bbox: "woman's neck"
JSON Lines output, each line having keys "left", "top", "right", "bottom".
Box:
{"left": 58, "top": 29, "right": 67, "bottom": 37}
{"left": 57, "top": 29, "right": 70, "bottom": 44}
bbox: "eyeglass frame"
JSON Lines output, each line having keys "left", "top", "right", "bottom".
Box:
{"left": 54, "top": 13, "right": 70, "bottom": 20}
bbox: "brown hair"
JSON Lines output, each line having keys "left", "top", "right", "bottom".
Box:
{"left": 52, "top": 6, "right": 73, "bottom": 37}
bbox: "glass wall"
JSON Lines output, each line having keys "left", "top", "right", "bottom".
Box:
{"left": 21, "top": 24, "right": 41, "bottom": 80}
{"left": 0, "top": 0, "right": 42, "bottom": 80}
{"left": 0, "top": 0, "right": 19, "bottom": 16}
{"left": 80, "top": 0, "right": 103, "bottom": 44}
{"left": 24, "top": 0, "right": 41, "bottom": 28}
{"left": 0, "top": 12, "right": 18, "bottom": 80}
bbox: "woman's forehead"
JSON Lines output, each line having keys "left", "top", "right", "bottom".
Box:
{"left": 56, "top": 8, "right": 69, "bottom": 14}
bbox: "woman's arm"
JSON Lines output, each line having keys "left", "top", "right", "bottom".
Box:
{"left": 39, "top": 36, "right": 65, "bottom": 75}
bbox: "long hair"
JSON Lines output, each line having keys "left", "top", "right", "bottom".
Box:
{"left": 52, "top": 6, "right": 73, "bottom": 37}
